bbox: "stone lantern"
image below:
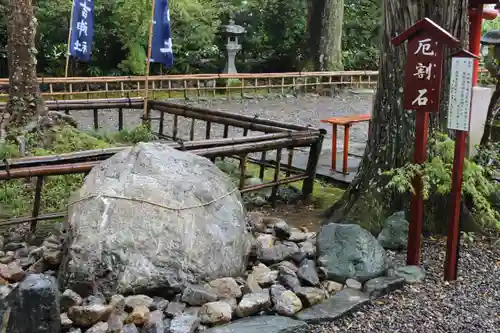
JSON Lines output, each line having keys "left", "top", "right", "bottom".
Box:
{"left": 221, "top": 19, "right": 246, "bottom": 74}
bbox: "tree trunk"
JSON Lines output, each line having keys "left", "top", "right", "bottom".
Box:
{"left": 1, "top": 0, "right": 45, "bottom": 134}
{"left": 324, "top": 0, "right": 469, "bottom": 232}
{"left": 306, "top": 0, "right": 344, "bottom": 71}
{"left": 480, "top": 80, "right": 500, "bottom": 146}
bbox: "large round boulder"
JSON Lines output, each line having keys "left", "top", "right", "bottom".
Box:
{"left": 317, "top": 223, "right": 388, "bottom": 283}
{"left": 58, "top": 143, "right": 252, "bottom": 297}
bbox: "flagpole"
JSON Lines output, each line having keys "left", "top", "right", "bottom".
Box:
{"left": 65, "top": 0, "right": 76, "bottom": 78}
{"left": 143, "top": 0, "right": 156, "bottom": 129}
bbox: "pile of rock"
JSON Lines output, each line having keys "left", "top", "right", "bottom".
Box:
{"left": 0, "top": 210, "right": 424, "bottom": 333}
{"left": 1, "top": 143, "right": 424, "bottom": 333}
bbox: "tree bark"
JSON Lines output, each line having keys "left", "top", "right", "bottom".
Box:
{"left": 480, "top": 81, "right": 500, "bottom": 146}
{"left": 306, "top": 0, "right": 344, "bottom": 71}
{"left": 1, "top": 0, "right": 46, "bottom": 134}
{"left": 324, "top": 0, "right": 469, "bottom": 232}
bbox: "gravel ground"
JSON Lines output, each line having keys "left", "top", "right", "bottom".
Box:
{"left": 71, "top": 93, "right": 373, "bottom": 155}
{"left": 313, "top": 239, "right": 500, "bottom": 333}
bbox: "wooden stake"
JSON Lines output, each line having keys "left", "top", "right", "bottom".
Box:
{"left": 143, "top": 0, "right": 156, "bottom": 128}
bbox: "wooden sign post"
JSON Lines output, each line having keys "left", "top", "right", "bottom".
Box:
{"left": 392, "top": 18, "right": 460, "bottom": 266}
{"left": 444, "top": 50, "right": 477, "bottom": 281}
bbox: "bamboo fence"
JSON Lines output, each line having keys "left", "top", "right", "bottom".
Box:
{"left": 0, "top": 71, "right": 379, "bottom": 100}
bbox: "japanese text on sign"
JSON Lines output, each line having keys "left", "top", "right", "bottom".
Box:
{"left": 447, "top": 58, "right": 473, "bottom": 131}
{"left": 69, "top": 0, "right": 94, "bottom": 62}
{"left": 409, "top": 37, "right": 438, "bottom": 108}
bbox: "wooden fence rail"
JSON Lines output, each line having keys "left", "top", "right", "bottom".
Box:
{"left": 0, "top": 71, "right": 379, "bottom": 100}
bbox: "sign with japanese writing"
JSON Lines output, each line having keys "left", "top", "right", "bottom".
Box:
{"left": 151, "top": 0, "right": 174, "bottom": 68}
{"left": 447, "top": 57, "right": 474, "bottom": 131}
{"left": 69, "top": 0, "right": 94, "bottom": 62}
{"left": 402, "top": 32, "right": 444, "bottom": 112}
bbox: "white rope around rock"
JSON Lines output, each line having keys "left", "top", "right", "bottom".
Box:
{"left": 66, "top": 187, "right": 239, "bottom": 212}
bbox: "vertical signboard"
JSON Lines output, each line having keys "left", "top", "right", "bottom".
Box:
{"left": 447, "top": 58, "right": 474, "bottom": 131}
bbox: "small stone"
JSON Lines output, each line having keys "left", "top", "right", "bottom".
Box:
{"left": 236, "top": 292, "right": 271, "bottom": 317}
{"left": 0, "top": 254, "right": 14, "bottom": 264}
{"left": 244, "top": 272, "right": 263, "bottom": 294}
{"left": 246, "top": 212, "right": 267, "bottom": 233}
{"left": 83, "top": 295, "right": 106, "bottom": 306}
{"left": 86, "top": 321, "right": 108, "bottom": 333}
{"left": 61, "top": 289, "right": 83, "bottom": 312}
{"left": 273, "top": 289, "right": 303, "bottom": 316}
{"left": 298, "top": 241, "right": 316, "bottom": 258}
{"left": 294, "top": 287, "right": 327, "bottom": 307}
{"left": 255, "top": 234, "right": 275, "bottom": 249}
{"left": 0, "top": 261, "right": 26, "bottom": 282}
{"left": 321, "top": 280, "right": 344, "bottom": 294}
{"left": 273, "top": 220, "right": 291, "bottom": 240}
{"left": 278, "top": 265, "right": 301, "bottom": 290}
{"left": 200, "top": 301, "right": 233, "bottom": 325}
{"left": 152, "top": 296, "right": 169, "bottom": 312}
{"left": 124, "top": 294, "right": 154, "bottom": 310}
{"left": 182, "top": 285, "right": 218, "bottom": 306}
{"left": 127, "top": 305, "right": 150, "bottom": 325}
{"left": 106, "top": 312, "right": 124, "bottom": 333}
{"left": 3, "top": 241, "right": 26, "bottom": 251}
{"left": 165, "top": 301, "right": 186, "bottom": 318}
{"left": 142, "top": 310, "right": 166, "bottom": 333}
{"left": 270, "top": 260, "right": 298, "bottom": 273}
{"left": 109, "top": 294, "right": 126, "bottom": 312}
{"left": 345, "top": 278, "right": 362, "bottom": 290}
{"left": 208, "top": 277, "right": 242, "bottom": 299}
{"left": 363, "top": 276, "right": 405, "bottom": 299}
{"left": 18, "top": 256, "right": 34, "bottom": 269}
{"left": 257, "top": 242, "right": 302, "bottom": 264}
{"left": 395, "top": 265, "right": 425, "bottom": 283}
{"left": 377, "top": 211, "right": 409, "bottom": 250}
{"left": 69, "top": 328, "right": 82, "bottom": 333}
{"left": 252, "top": 263, "right": 278, "bottom": 287}
{"left": 297, "top": 259, "right": 320, "bottom": 286}
{"left": 122, "top": 323, "right": 139, "bottom": 333}
{"left": 0, "top": 277, "right": 7, "bottom": 285}
{"left": 169, "top": 314, "right": 200, "bottom": 333}
{"left": 288, "top": 229, "right": 308, "bottom": 242}
{"left": 61, "top": 312, "right": 73, "bottom": 328}
{"left": 67, "top": 304, "right": 112, "bottom": 327}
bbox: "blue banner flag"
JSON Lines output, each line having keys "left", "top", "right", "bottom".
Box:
{"left": 151, "top": 0, "right": 174, "bottom": 68}
{"left": 69, "top": 0, "right": 94, "bottom": 62}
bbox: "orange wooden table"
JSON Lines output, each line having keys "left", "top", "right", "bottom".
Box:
{"left": 320, "top": 114, "right": 372, "bottom": 174}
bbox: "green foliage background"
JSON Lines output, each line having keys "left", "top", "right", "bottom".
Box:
{"left": 0, "top": 0, "right": 381, "bottom": 77}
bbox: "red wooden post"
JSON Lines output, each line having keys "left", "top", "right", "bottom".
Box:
{"left": 392, "top": 18, "right": 460, "bottom": 266}
{"left": 444, "top": 50, "right": 478, "bottom": 281}
{"left": 331, "top": 124, "right": 337, "bottom": 171}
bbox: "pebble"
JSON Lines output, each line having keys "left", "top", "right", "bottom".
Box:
{"left": 200, "top": 301, "right": 233, "bottom": 325}
{"left": 127, "top": 305, "right": 150, "bottom": 325}
{"left": 165, "top": 301, "right": 186, "bottom": 318}
{"left": 208, "top": 277, "right": 242, "bottom": 299}
{"left": 169, "top": 314, "right": 200, "bottom": 333}
{"left": 67, "top": 304, "right": 112, "bottom": 327}
{"left": 0, "top": 261, "right": 25, "bottom": 282}
{"left": 236, "top": 292, "right": 271, "bottom": 317}
{"left": 61, "top": 289, "right": 83, "bottom": 312}
{"left": 297, "top": 259, "right": 320, "bottom": 286}
{"left": 182, "top": 284, "right": 218, "bottom": 306}
{"left": 124, "top": 294, "right": 154, "bottom": 310}
{"left": 345, "top": 278, "right": 362, "bottom": 290}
